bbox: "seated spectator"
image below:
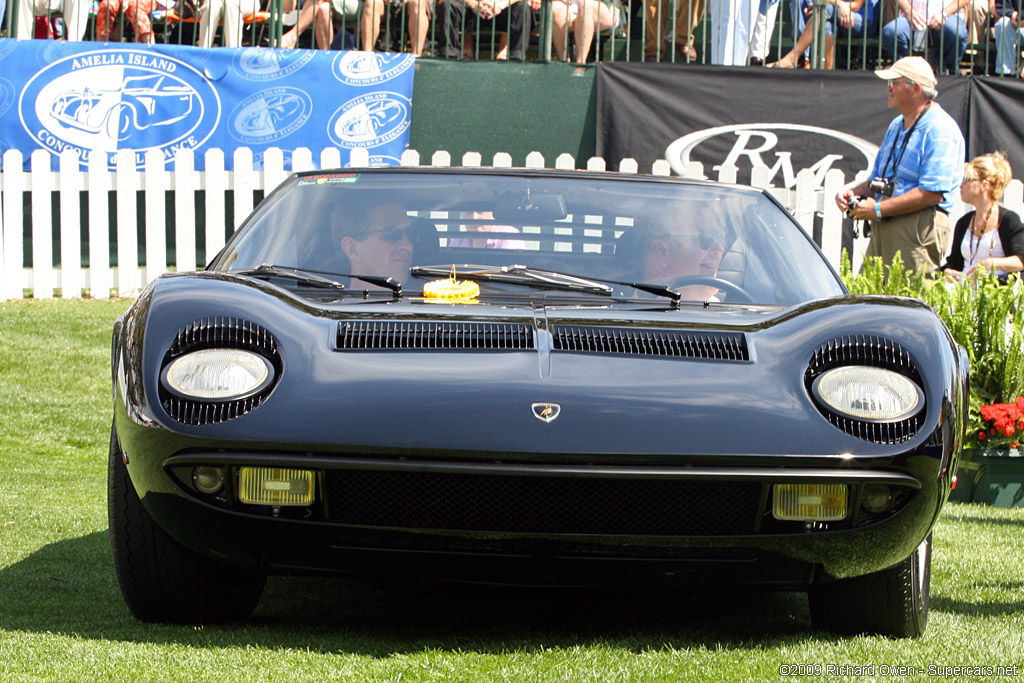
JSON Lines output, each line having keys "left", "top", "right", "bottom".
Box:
{"left": 11, "top": 0, "right": 89, "bottom": 40}
{"left": 881, "top": 0, "right": 972, "bottom": 75}
{"left": 360, "top": 0, "right": 432, "bottom": 54}
{"left": 280, "top": 0, "right": 361, "bottom": 49}
{"left": 551, "top": 0, "right": 627, "bottom": 63}
{"left": 96, "top": 0, "right": 159, "bottom": 42}
{"left": 439, "top": 0, "right": 537, "bottom": 60}
{"left": 197, "top": 0, "right": 260, "bottom": 47}
{"left": 992, "top": 0, "right": 1024, "bottom": 76}
{"left": 769, "top": 0, "right": 879, "bottom": 68}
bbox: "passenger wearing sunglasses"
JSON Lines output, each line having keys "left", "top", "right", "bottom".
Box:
{"left": 338, "top": 201, "right": 415, "bottom": 288}
{"left": 638, "top": 208, "right": 727, "bottom": 302}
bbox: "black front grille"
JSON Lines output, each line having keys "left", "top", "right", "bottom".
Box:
{"left": 324, "top": 470, "right": 761, "bottom": 536}
{"left": 551, "top": 325, "right": 748, "bottom": 361}
{"left": 337, "top": 320, "right": 534, "bottom": 350}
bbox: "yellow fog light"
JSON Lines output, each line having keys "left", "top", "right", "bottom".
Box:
{"left": 772, "top": 484, "right": 848, "bottom": 521}
{"left": 238, "top": 467, "right": 315, "bottom": 506}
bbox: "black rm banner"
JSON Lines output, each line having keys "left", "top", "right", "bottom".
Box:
{"left": 595, "top": 63, "right": 972, "bottom": 188}
{"left": 968, "top": 77, "right": 1024, "bottom": 176}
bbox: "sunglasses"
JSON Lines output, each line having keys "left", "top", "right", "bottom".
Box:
{"left": 887, "top": 78, "right": 915, "bottom": 88}
{"left": 363, "top": 226, "right": 413, "bottom": 242}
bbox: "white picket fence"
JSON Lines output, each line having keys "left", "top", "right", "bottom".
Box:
{"left": 3, "top": 145, "right": 1017, "bottom": 300}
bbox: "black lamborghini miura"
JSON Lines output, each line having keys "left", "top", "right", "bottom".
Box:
{"left": 109, "top": 167, "right": 968, "bottom": 637}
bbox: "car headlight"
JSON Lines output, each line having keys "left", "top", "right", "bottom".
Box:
{"left": 162, "top": 348, "right": 275, "bottom": 400}
{"left": 811, "top": 365, "right": 923, "bottom": 422}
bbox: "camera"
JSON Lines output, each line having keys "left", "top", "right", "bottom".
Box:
{"left": 845, "top": 195, "right": 866, "bottom": 218}
{"left": 868, "top": 177, "right": 894, "bottom": 197}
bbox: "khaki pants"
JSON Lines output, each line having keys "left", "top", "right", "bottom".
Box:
{"left": 863, "top": 207, "right": 951, "bottom": 274}
{"left": 644, "top": 0, "right": 704, "bottom": 57}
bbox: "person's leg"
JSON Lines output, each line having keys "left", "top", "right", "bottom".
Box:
{"left": 881, "top": 14, "right": 910, "bottom": 59}
{"left": 197, "top": 0, "right": 216, "bottom": 46}
{"left": 551, "top": 0, "right": 571, "bottom": 59}
{"left": 769, "top": 6, "right": 819, "bottom": 66}
{"left": 573, "top": 0, "right": 614, "bottom": 62}
{"left": 936, "top": 14, "right": 967, "bottom": 73}
{"left": 994, "top": 16, "right": 1016, "bottom": 74}
{"left": 314, "top": 0, "right": 332, "bottom": 47}
{"left": 678, "top": 0, "right": 704, "bottom": 56}
{"left": 130, "top": 0, "right": 156, "bottom": 43}
{"left": 282, "top": 0, "right": 320, "bottom": 47}
{"left": 219, "top": 0, "right": 246, "bottom": 46}
{"left": 643, "top": 0, "right": 669, "bottom": 59}
{"left": 405, "top": 0, "right": 431, "bottom": 54}
{"left": 439, "top": 0, "right": 468, "bottom": 56}
{"left": 748, "top": 0, "right": 779, "bottom": 63}
{"left": 62, "top": 0, "right": 91, "bottom": 39}
{"left": 360, "top": 0, "right": 386, "bottom": 48}
{"left": 96, "top": 0, "right": 126, "bottom": 40}
{"left": 500, "top": 0, "right": 531, "bottom": 59}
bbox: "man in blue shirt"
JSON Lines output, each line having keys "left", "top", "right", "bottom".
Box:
{"left": 836, "top": 56, "right": 965, "bottom": 273}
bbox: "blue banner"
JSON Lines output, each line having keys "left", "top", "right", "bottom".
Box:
{"left": 0, "top": 39, "right": 415, "bottom": 170}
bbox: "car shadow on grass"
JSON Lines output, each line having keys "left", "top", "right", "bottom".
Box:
{"left": 0, "top": 530, "right": 829, "bottom": 651}
{"left": 10, "top": 530, "right": 1020, "bottom": 651}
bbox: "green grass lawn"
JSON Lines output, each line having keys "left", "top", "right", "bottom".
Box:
{"left": 2, "top": 299, "right": 1023, "bottom": 682}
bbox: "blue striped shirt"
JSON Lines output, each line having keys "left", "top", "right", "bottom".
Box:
{"left": 869, "top": 103, "right": 965, "bottom": 214}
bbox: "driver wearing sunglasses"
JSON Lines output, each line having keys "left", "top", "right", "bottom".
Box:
{"left": 640, "top": 209, "right": 727, "bottom": 302}
{"left": 338, "top": 201, "right": 415, "bottom": 288}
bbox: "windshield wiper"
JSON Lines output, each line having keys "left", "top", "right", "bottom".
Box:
{"left": 233, "top": 265, "right": 402, "bottom": 295}
{"left": 410, "top": 264, "right": 681, "bottom": 304}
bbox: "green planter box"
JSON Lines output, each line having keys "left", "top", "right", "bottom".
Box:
{"left": 952, "top": 448, "right": 1024, "bottom": 507}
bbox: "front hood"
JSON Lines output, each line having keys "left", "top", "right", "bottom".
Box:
{"left": 119, "top": 273, "right": 961, "bottom": 459}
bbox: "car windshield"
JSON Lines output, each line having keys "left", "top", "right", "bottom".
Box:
{"left": 211, "top": 169, "right": 845, "bottom": 306}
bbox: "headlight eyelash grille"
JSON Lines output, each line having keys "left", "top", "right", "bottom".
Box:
{"left": 160, "top": 318, "right": 280, "bottom": 426}
{"left": 806, "top": 335, "right": 923, "bottom": 444}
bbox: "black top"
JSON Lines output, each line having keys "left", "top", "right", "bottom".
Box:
{"left": 941, "top": 206, "right": 1024, "bottom": 274}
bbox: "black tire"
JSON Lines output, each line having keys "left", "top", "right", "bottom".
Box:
{"left": 108, "top": 423, "right": 266, "bottom": 623}
{"left": 808, "top": 534, "right": 931, "bottom": 638}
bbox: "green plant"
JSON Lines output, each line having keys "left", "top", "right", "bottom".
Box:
{"left": 841, "top": 252, "right": 1024, "bottom": 448}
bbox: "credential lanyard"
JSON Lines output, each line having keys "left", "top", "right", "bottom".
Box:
{"left": 882, "top": 102, "right": 931, "bottom": 183}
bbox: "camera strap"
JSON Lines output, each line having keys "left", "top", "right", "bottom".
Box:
{"left": 881, "top": 102, "right": 931, "bottom": 184}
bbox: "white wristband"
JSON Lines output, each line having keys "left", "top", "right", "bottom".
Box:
{"left": 875, "top": 202, "right": 883, "bottom": 219}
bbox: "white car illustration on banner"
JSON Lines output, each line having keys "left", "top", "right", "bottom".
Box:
{"left": 50, "top": 74, "right": 195, "bottom": 141}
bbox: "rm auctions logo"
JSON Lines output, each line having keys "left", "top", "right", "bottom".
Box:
{"left": 327, "top": 92, "right": 410, "bottom": 149}
{"left": 665, "top": 123, "right": 878, "bottom": 189}
{"left": 332, "top": 52, "right": 415, "bottom": 87}
{"left": 19, "top": 49, "right": 220, "bottom": 169}
{"left": 228, "top": 87, "right": 311, "bottom": 144}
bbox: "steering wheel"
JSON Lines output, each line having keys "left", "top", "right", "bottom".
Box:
{"left": 666, "top": 276, "right": 754, "bottom": 304}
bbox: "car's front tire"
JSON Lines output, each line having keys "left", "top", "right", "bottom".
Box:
{"left": 108, "top": 423, "right": 266, "bottom": 623}
{"left": 808, "top": 534, "right": 931, "bottom": 638}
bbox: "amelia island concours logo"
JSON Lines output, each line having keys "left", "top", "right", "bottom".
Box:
{"left": 233, "top": 48, "right": 315, "bottom": 81}
{"left": 665, "top": 123, "right": 879, "bottom": 189}
{"left": 332, "top": 52, "right": 415, "bottom": 87}
{"left": 19, "top": 49, "right": 220, "bottom": 169}
{"left": 327, "top": 91, "right": 411, "bottom": 149}
{"left": 229, "top": 87, "right": 312, "bottom": 144}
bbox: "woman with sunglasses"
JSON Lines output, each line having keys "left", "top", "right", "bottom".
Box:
{"left": 941, "top": 151, "right": 1024, "bottom": 283}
